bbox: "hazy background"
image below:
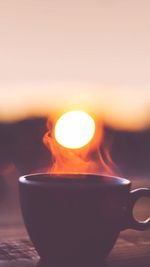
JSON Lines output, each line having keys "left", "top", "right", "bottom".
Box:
{"left": 0, "top": 0, "right": 150, "bottom": 180}
{"left": 0, "top": 0, "right": 150, "bottom": 130}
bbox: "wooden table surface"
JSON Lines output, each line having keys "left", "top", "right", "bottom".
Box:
{"left": 0, "top": 177, "right": 149, "bottom": 267}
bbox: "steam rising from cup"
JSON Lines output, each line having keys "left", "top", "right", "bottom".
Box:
{"left": 43, "top": 110, "right": 118, "bottom": 175}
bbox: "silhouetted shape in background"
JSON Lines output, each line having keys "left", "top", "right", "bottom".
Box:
{"left": 0, "top": 117, "right": 150, "bottom": 182}
{"left": 0, "top": 118, "right": 51, "bottom": 175}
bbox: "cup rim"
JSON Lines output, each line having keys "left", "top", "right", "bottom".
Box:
{"left": 19, "top": 173, "right": 131, "bottom": 188}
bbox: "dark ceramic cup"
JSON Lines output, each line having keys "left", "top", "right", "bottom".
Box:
{"left": 19, "top": 174, "right": 150, "bottom": 267}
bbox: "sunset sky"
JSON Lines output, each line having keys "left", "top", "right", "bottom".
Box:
{"left": 0, "top": 1, "right": 150, "bottom": 130}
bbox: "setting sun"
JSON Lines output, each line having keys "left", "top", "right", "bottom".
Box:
{"left": 54, "top": 111, "right": 95, "bottom": 149}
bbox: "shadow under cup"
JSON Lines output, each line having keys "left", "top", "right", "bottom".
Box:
{"left": 19, "top": 173, "right": 150, "bottom": 267}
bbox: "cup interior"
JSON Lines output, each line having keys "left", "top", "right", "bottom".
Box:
{"left": 20, "top": 173, "right": 130, "bottom": 188}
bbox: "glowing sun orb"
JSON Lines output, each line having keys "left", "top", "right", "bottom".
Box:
{"left": 54, "top": 111, "right": 95, "bottom": 149}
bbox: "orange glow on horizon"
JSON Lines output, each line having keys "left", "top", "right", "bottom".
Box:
{"left": 0, "top": 85, "right": 149, "bottom": 132}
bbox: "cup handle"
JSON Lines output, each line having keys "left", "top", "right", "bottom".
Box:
{"left": 123, "top": 188, "right": 150, "bottom": 231}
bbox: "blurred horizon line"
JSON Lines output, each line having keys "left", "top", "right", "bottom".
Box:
{"left": 0, "top": 84, "right": 150, "bottom": 131}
